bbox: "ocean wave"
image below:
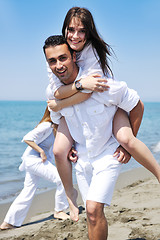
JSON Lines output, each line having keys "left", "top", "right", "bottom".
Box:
{"left": 0, "top": 178, "right": 24, "bottom": 185}
{"left": 152, "top": 141, "right": 160, "bottom": 153}
{"left": 0, "top": 192, "right": 20, "bottom": 202}
{"left": 0, "top": 185, "right": 55, "bottom": 203}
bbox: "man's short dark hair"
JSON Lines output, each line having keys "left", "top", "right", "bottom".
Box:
{"left": 43, "top": 35, "right": 73, "bottom": 56}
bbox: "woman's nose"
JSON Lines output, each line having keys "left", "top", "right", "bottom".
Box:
{"left": 73, "top": 31, "right": 79, "bottom": 38}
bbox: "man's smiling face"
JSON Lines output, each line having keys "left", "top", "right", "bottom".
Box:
{"left": 45, "top": 44, "right": 77, "bottom": 84}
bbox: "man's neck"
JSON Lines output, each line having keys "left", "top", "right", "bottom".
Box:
{"left": 70, "top": 64, "right": 79, "bottom": 83}
{"left": 71, "top": 65, "right": 79, "bottom": 82}
{"left": 62, "top": 64, "right": 79, "bottom": 85}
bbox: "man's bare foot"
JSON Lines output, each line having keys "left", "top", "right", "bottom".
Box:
{"left": 0, "top": 222, "right": 14, "bottom": 230}
{"left": 54, "top": 211, "right": 70, "bottom": 220}
{"left": 67, "top": 188, "right": 79, "bottom": 221}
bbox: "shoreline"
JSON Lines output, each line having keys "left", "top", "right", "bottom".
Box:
{"left": 0, "top": 167, "right": 160, "bottom": 240}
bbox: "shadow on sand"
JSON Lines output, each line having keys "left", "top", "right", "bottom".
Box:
{"left": 22, "top": 205, "right": 85, "bottom": 227}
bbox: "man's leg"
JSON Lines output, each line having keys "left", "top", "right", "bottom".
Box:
{"left": 75, "top": 162, "right": 92, "bottom": 206}
{"left": 86, "top": 200, "right": 108, "bottom": 240}
{"left": 75, "top": 164, "right": 108, "bottom": 239}
{"left": 85, "top": 149, "right": 122, "bottom": 240}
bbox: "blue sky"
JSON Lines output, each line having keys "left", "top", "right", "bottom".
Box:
{"left": 0, "top": 0, "right": 160, "bottom": 101}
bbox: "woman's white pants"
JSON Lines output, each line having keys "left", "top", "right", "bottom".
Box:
{"left": 4, "top": 157, "right": 68, "bottom": 227}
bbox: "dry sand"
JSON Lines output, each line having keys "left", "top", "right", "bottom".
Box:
{"left": 0, "top": 168, "right": 160, "bottom": 240}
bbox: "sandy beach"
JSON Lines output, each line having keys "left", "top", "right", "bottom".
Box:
{"left": 0, "top": 167, "right": 160, "bottom": 240}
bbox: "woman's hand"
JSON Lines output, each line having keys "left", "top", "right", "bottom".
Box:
{"left": 47, "top": 100, "right": 62, "bottom": 112}
{"left": 80, "top": 74, "right": 110, "bottom": 92}
{"left": 113, "top": 145, "right": 131, "bottom": 164}
{"left": 40, "top": 150, "right": 47, "bottom": 162}
{"left": 24, "top": 140, "right": 47, "bottom": 162}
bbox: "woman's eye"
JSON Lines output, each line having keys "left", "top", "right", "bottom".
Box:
{"left": 68, "top": 28, "right": 74, "bottom": 32}
{"left": 80, "top": 29, "right": 86, "bottom": 33}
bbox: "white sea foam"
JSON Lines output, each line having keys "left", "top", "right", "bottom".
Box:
{"left": 152, "top": 141, "right": 160, "bottom": 153}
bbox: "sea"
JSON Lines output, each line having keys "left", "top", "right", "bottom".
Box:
{"left": 0, "top": 101, "right": 160, "bottom": 204}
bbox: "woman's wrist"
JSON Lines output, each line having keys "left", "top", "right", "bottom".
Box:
{"left": 39, "top": 149, "right": 45, "bottom": 154}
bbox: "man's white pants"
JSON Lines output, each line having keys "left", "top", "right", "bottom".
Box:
{"left": 75, "top": 146, "right": 122, "bottom": 206}
{"left": 4, "top": 157, "right": 68, "bottom": 227}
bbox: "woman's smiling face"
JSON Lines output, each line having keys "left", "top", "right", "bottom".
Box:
{"left": 66, "top": 17, "right": 86, "bottom": 52}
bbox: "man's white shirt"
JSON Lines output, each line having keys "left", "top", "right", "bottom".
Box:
{"left": 47, "top": 71, "right": 140, "bottom": 158}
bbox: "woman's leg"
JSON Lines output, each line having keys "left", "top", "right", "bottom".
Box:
{"left": 25, "top": 156, "right": 70, "bottom": 220}
{"left": 1, "top": 171, "right": 39, "bottom": 228}
{"left": 53, "top": 117, "right": 79, "bottom": 221}
{"left": 113, "top": 108, "right": 160, "bottom": 182}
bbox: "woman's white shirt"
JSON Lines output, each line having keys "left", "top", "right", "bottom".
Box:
{"left": 21, "top": 122, "right": 54, "bottom": 161}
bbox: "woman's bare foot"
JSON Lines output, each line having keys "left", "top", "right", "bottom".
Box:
{"left": 54, "top": 211, "right": 70, "bottom": 220}
{"left": 0, "top": 222, "right": 14, "bottom": 230}
{"left": 67, "top": 188, "right": 79, "bottom": 221}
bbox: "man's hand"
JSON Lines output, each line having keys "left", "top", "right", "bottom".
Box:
{"left": 80, "top": 74, "right": 110, "bottom": 92}
{"left": 47, "top": 100, "right": 61, "bottom": 112}
{"left": 68, "top": 147, "right": 78, "bottom": 163}
{"left": 113, "top": 145, "right": 131, "bottom": 164}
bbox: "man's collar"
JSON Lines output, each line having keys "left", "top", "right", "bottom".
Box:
{"left": 74, "top": 67, "right": 82, "bottom": 82}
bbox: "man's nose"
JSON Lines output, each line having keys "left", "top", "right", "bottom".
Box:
{"left": 56, "top": 60, "right": 63, "bottom": 69}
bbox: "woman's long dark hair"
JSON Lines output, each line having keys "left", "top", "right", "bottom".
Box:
{"left": 62, "top": 7, "right": 114, "bottom": 77}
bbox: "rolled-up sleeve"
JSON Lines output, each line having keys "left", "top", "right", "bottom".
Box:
{"left": 50, "top": 111, "right": 62, "bottom": 125}
{"left": 93, "top": 79, "right": 140, "bottom": 112}
{"left": 22, "top": 122, "right": 52, "bottom": 144}
{"left": 117, "top": 83, "right": 140, "bottom": 112}
{"left": 46, "top": 84, "right": 62, "bottom": 125}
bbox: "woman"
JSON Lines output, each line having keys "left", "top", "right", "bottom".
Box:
{"left": 47, "top": 7, "right": 160, "bottom": 221}
{"left": 0, "top": 107, "right": 69, "bottom": 230}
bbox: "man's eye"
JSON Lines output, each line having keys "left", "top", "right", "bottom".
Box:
{"left": 49, "top": 59, "right": 56, "bottom": 65}
{"left": 60, "top": 56, "right": 67, "bottom": 62}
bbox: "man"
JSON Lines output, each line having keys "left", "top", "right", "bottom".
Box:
{"left": 43, "top": 35, "right": 142, "bottom": 240}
